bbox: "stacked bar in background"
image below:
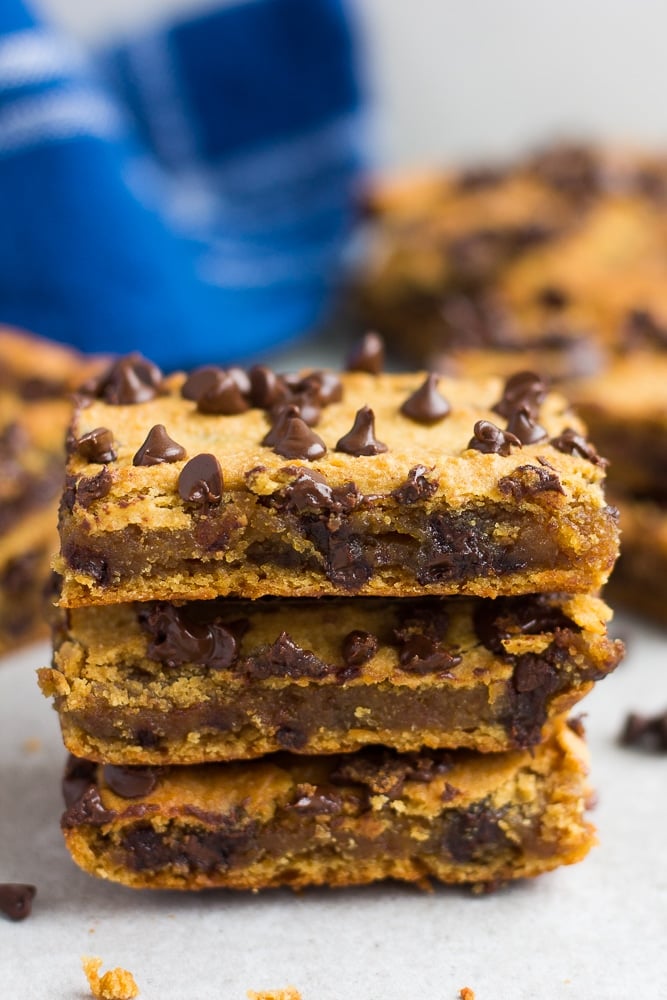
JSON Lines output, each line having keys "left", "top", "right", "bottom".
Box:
{"left": 0, "top": 330, "right": 100, "bottom": 655}
{"left": 41, "top": 351, "right": 622, "bottom": 890}
{"left": 354, "top": 143, "right": 667, "bottom": 623}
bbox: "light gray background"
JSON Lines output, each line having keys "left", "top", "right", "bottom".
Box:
{"left": 38, "top": 0, "right": 667, "bottom": 165}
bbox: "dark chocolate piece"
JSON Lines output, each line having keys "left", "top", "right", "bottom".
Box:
{"left": 493, "top": 371, "right": 547, "bottom": 420}
{"left": 178, "top": 454, "right": 223, "bottom": 505}
{"left": 345, "top": 332, "right": 385, "bottom": 374}
{"left": 75, "top": 468, "right": 113, "bottom": 507}
{"left": 498, "top": 464, "right": 565, "bottom": 499}
{"left": 133, "top": 424, "right": 186, "bottom": 466}
{"left": 619, "top": 710, "right": 667, "bottom": 752}
{"left": 342, "top": 629, "right": 378, "bottom": 667}
{"left": 336, "top": 406, "right": 388, "bottom": 456}
{"left": 550, "top": 428, "right": 606, "bottom": 466}
{"left": 271, "top": 416, "right": 326, "bottom": 461}
{"left": 505, "top": 406, "right": 548, "bottom": 444}
{"left": 196, "top": 372, "right": 250, "bottom": 415}
{"left": 400, "top": 374, "right": 451, "bottom": 424}
{"left": 102, "top": 765, "right": 158, "bottom": 799}
{"left": 138, "top": 602, "right": 239, "bottom": 670}
{"left": 468, "top": 421, "right": 521, "bottom": 456}
{"left": 391, "top": 465, "right": 438, "bottom": 505}
{"left": 75, "top": 427, "right": 117, "bottom": 464}
{"left": 0, "top": 884, "right": 36, "bottom": 922}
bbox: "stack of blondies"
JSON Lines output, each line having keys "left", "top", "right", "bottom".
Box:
{"left": 40, "top": 343, "right": 622, "bottom": 891}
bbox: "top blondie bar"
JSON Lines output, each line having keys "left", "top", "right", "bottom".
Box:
{"left": 55, "top": 351, "right": 619, "bottom": 606}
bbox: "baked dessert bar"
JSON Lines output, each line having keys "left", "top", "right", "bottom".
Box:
{"left": 40, "top": 593, "right": 622, "bottom": 763}
{"left": 603, "top": 496, "right": 667, "bottom": 621}
{"left": 55, "top": 356, "right": 619, "bottom": 606}
{"left": 60, "top": 717, "right": 594, "bottom": 890}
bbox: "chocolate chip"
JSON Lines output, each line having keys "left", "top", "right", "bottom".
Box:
{"left": 397, "top": 634, "right": 461, "bottom": 675}
{"left": 272, "top": 390, "right": 321, "bottom": 427}
{"left": 85, "top": 353, "right": 162, "bottom": 405}
{"left": 331, "top": 747, "right": 452, "bottom": 799}
{"left": 550, "top": 428, "right": 606, "bottom": 466}
{"left": 493, "top": 371, "right": 547, "bottom": 420}
{"left": 102, "top": 765, "right": 158, "bottom": 799}
{"left": 178, "top": 454, "right": 223, "bottom": 505}
{"left": 336, "top": 406, "right": 388, "bottom": 456}
{"left": 298, "top": 371, "right": 343, "bottom": 405}
{"left": 444, "top": 803, "right": 508, "bottom": 863}
{"left": 0, "top": 884, "right": 36, "bottom": 922}
{"left": 181, "top": 366, "right": 221, "bottom": 401}
{"left": 282, "top": 467, "right": 359, "bottom": 514}
{"left": 243, "top": 632, "right": 332, "bottom": 680}
{"left": 75, "top": 467, "right": 113, "bottom": 507}
{"left": 271, "top": 415, "right": 326, "bottom": 461}
{"left": 262, "top": 404, "right": 301, "bottom": 447}
{"left": 505, "top": 406, "right": 547, "bottom": 444}
{"left": 342, "top": 630, "right": 378, "bottom": 667}
{"left": 473, "top": 596, "right": 578, "bottom": 655}
{"left": 345, "top": 332, "right": 385, "bottom": 374}
{"left": 133, "top": 424, "right": 186, "bottom": 466}
{"left": 291, "top": 786, "right": 342, "bottom": 815}
{"left": 400, "top": 373, "right": 451, "bottom": 424}
{"left": 536, "top": 286, "right": 570, "bottom": 310}
{"left": 62, "top": 755, "right": 97, "bottom": 807}
{"left": 619, "top": 710, "right": 667, "bottom": 752}
{"left": 61, "top": 785, "right": 115, "bottom": 828}
{"left": 196, "top": 372, "right": 250, "bottom": 415}
{"left": 249, "top": 366, "right": 287, "bottom": 408}
{"left": 391, "top": 465, "right": 438, "bottom": 505}
{"left": 498, "top": 464, "right": 565, "bottom": 499}
{"left": 75, "top": 427, "right": 117, "bottom": 464}
{"left": 275, "top": 726, "right": 308, "bottom": 750}
{"left": 468, "top": 420, "right": 521, "bottom": 456}
{"left": 139, "top": 602, "right": 240, "bottom": 670}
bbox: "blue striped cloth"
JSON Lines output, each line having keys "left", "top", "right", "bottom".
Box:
{"left": 0, "top": 0, "right": 365, "bottom": 368}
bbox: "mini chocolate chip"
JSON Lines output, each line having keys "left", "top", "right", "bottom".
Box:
{"left": 619, "top": 710, "right": 667, "bottom": 752}
{"left": 336, "top": 406, "right": 388, "bottom": 456}
{"left": 468, "top": 420, "right": 521, "bottom": 456}
{"left": 391, "top": 465, "right": 438, "bottom": 504}
{"left": 262, "top": 404, "right": 301, "bottom": 447}
{"left": 249, "top": 366, "right": 288, "bottom": 408}
{"left": 86, "top": 353, "right": 163, "bottom": 405}
{"left": 75, "top": 427, "right": 117, "bottom": 464}
{"left": 76, "top": 467, "right": 113, "bottom": 507}
{"left": 550, "top": 428, "right": 606, "bottom": 466}
{"left": 196, "top": 372, "right": 250, "bottom": 415}
{"left": 0, "top": 884, "right": 36, "bottom": 922}
{"left": 272, "top": 415, "right": 326, "bottom": 461}
{"left": 103, "top": 765, "right": 158, "bottom": 799}
{"left": 493, "top": 371, "right": 547, "bottom": 420}
{"left": 181, "top": 366, "right": 222, "bottom": 400}
{"left": 505, "top": 405, "right": 548, "bottom": 444}
{"left": 133, "top": 424, "right": 186, "bottom": 466}
{"left": 345, "top": 332, "right": 385, "bottom": 374}
{"left": 178, "top": 454, "right": 223, "bottom": 505}
{"left": 342, "top": 629, "right": 378, "bottom": 666}
{"left": 400, "top": 373, "right": 451, "bottom": 424}
{"left": 537, "top": 286, "right": 569, "bottom": 310}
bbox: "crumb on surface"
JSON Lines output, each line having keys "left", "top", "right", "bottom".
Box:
{"left": 247, "top": 988, "right": 302, "bottom": 1000}
{"left": 22, "top": 738, "right": 41, "bottom": 754}
{"left": 82, "top": 957, "right": 139, "bottom": 999}
{"left": 459, "top": 988, "right": 475, "bottom": 1000}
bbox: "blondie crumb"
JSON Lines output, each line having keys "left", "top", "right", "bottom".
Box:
{"left": 459, "top": 988, "right": 475, "bottom": 1000}
{"left": 247, "top": 989, "right": 301, "bottom": 1000}
{"left": 82, "top": 957, "right": 139, "bottom": 999}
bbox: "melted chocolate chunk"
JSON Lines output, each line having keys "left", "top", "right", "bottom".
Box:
{"left": 550, "top": 428, "right": 606, "bottom": 466}
{"left": 181, "top": 366, "right": 221, "bottom": 401}
{"left": 473, "top": 596, "right": 579, "bottom": 655}
{"left": 75, "top": 468, "right": 113, "bottom": 507}
{"left": 498, "top": 464, "right": 565, "bottom": 500}
{"left": 493, "top": 371, "right": 547, "bottom": 420}
{"left": 275, "top": 726, "right": 308, "bottom": 750}
{"left": 178, "top": 454, "right": 223, "bottom": 505}
{"left": 196, "top": 372, "right": 250, "bottom": 415}
{"left": 139, "top": 602, "right": 240, "bottom": 670}
{"left": 62, "top": 543, "right": 109, "bottom": 584}
{"left": 336, "top": 406, "right": 388, "bottom": 456}
{"left": 444, "top": 803, "right": 508, "bottom": 862}
{"left": 62, "top": 755, "right": 97, "bottom": 807}
{"left": 331, "top": 747, "right": 452, "bottom": 799}
{"left": 468, "top": 420, "right": 521, "bottom": 456}
{"left": 291, "top": 786, "right": 343, "bottom": 815}
{"left": 271, "top": 415, "right": 326, "bottom": 461}
{"left": 342, "top": 630, "right": 378, "bottom": 667}
{"left": 103, "top": 765, "right": 158, "bottom": 799}
{"left": 122, "top": 817, "right": 256, "bottom": 873}
{"left": 84, "top": 353, "right": 162, "bottom": 405}
{"left": 75, "top": 427, "right": 117, "bottom": 464}
{"left": 133, "top": 424, "right": 186, "bottom": 466}
{"left": 400, "top": 374, "right": 451, "bottom": 424}
{"left": 243, "top": 632, "right": 332, "bottom": 680}
{"left": 505, "top": 406, "right": 547, "bottom": 444}
{"left": 0, "top": 884, "right": 36, "bottom": 922}
{"left": 281, "top": 467, "right": 358, "bottom": 514}
{"left": 397, "top": 635, "right": 461, "bottom": 676}
{"left": 61, "top": 785, "right": 115, "bottom": 828}
{"left": 345, "top": 332, "right": 385, "bottom": 374}
{"left": 619, "top": 710, "right": 667, "bottom": 752}
{"left": 391, "top": 465, "right": 438, "bottom": 505}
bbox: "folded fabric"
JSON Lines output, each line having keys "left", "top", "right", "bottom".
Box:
{"left": 0, "top": 0, "right": 365, "bottom": 368}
